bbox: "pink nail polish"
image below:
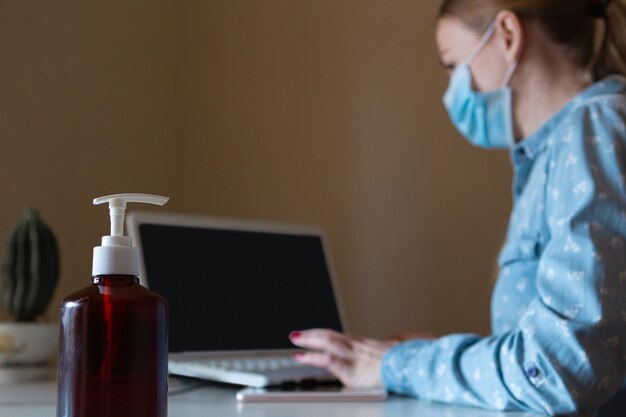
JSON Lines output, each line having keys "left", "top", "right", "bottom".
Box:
{"left": 294, "top": 353, "right": 304, "bottom": 361}
{"left": 289, "top": 331, "right": 301, "bottom": 340}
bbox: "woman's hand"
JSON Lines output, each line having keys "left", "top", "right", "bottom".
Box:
{"left": 289, "top": 329, "right": 397, "bottom": 389}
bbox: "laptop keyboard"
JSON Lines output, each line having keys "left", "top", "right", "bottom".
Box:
{"left": 172, "top": 355, "right": 303, "bottom": 373}
{"left": 168, "top": 352, "right": 333, "bottom": 386}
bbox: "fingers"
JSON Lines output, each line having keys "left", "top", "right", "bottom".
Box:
{"left": 294, "top": 351, "right": 352, "bottom": 385}
{"left": 289, "top": 329, "right": 354, "bottom": 361}
{"left": 290, "top": 330, "right": 389, "bottom": 389}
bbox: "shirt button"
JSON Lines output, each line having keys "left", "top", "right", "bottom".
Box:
{"left": 526, "top": 367, "right": 540, "bottom": 378}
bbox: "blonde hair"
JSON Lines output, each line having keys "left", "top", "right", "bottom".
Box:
{"left": 438, "top": 0, "right": 626, "bottom": 81}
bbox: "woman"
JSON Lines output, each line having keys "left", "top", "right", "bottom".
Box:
{"left": 290, "top": 0, "right": 626, "bottom": 415}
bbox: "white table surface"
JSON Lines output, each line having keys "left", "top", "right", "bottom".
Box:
{"left": 0, "top": 378, "right": 540, "bottom": 417}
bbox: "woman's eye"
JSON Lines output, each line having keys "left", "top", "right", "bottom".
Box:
{"left": 439, "top": 59, "right": 456, "bottom": 73}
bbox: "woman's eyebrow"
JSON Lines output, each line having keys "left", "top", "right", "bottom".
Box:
{"left": 438, "top": 55, "right": 454, "bottom": 69}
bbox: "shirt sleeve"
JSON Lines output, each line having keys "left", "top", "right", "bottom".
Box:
{"left": 381, "top": 101, "right": 626, "bottom": 416}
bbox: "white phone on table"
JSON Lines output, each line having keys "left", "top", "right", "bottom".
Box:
{"left": 236, "top": 385, "right": 388, "bottom": 403}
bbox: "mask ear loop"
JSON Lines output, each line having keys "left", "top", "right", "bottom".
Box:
{"left": 500, "top": 59, "right": 518, "bottom": 88}
{"left": 466, "top": 21, "right": 498, "bottom": 66}
{"left": 466, "top": 20, "right": 518, "bottom": 89}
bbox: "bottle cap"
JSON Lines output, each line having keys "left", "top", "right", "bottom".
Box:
{"left": 92, "top": 193, "right": 169, "bottom": 276}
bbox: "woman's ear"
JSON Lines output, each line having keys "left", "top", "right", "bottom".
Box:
{"left": 494, "top": 10, "right": 525, "bottom": 64}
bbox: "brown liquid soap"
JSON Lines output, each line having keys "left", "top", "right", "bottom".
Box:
{"left": 57, "top": 194, "right": 170, "bottom": 417}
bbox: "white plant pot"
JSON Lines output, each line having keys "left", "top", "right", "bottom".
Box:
{"left": 0, "top": 322, "right": 57, "bottom": 384}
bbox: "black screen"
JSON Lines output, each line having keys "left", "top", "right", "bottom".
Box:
{"left": 139, "top": 224, "right": 343, "bottom": 352}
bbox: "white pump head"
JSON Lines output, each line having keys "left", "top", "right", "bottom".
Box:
{"left": 92, "top": 193, "right": 169, "bottom": 276}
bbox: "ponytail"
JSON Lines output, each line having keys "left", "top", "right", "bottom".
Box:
{"left": 594, "top": 0, "right": 626, "bottom": 79}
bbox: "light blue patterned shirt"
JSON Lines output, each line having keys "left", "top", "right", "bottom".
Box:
{"left": 382, "top": 76, "right": 626, "bottom": 416}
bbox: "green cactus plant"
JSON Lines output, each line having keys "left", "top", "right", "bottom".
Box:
{"left": 1, "top": 208, "right": 60, "bottom": 322}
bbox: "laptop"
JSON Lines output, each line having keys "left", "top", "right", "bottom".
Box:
{"left": 126, "top": 211, "right": 346, "bottom": 387}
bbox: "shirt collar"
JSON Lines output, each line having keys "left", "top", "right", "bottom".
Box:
{"left": 511, "top": 75, "right": 626, "bottom": 161}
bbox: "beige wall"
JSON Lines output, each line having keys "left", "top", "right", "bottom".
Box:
{"left": 0, "top": 1, "right": 512, "bottom": 337}
{"left": 0, "top": 1, "right": 183, "bottom": 320}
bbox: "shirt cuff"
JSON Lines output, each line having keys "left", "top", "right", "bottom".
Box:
{"left": 381, "top": 339, "right": 433, "bottom": 395}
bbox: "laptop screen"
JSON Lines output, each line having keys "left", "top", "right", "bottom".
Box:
{"left": 138, "top": 223, "right": 343, "bottom": 352}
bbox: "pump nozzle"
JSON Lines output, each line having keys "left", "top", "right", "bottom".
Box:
{"left": 92, "top": 193, "right": 169, "bottom": 277}
{"left": 94, "top": 193, "right": 169, "bottom": 237}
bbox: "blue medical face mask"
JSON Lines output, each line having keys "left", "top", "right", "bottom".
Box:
{"left": 443, "top": 22, "right": 518, "bottom": 149}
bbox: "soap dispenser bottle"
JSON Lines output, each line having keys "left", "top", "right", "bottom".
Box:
{"left": 57, "top": 194, "right": 169, "bottom": 417}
